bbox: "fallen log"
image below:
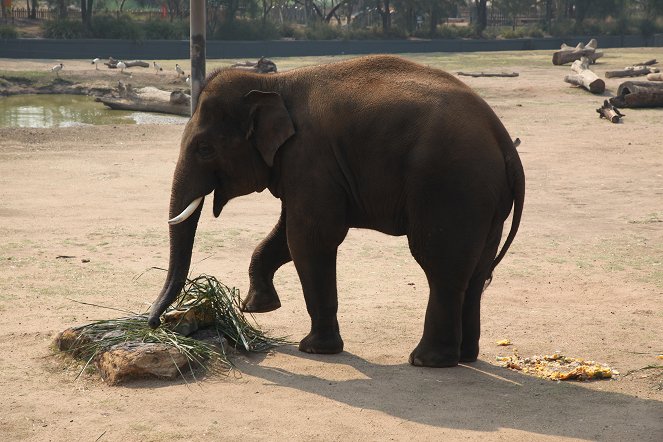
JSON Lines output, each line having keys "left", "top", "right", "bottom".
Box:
{"left": 605, "top": 60, "right": 659, "bottom": 78}
{"left": 230, "top": 57, "right": 277, "bottom": 73}
{"left": 97, "top": 84, "right": 191, "bottom": 116}
{"left": 609, "top": 80, "right": 663, "bottom": 108}
{"left": 564, "top": 56, "right": 605, "bottom": 94}
{"left": 105, "top": 57, "right": 150, "bottom": 69}
{"left": 457, "top": 71, "right": 519, "bottom": 77}
{"left": 646, "top": 72, "right": 663, "bottom": 81}
{"left": 596, "top": 100, "right": 624, "bottom": 123}
{"left": 552, "top": 39, "right": 604, "bottom": 65}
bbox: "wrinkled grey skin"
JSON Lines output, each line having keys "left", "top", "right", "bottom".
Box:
{"left": 148, "top": 55, "right": 525, "bottom": 367}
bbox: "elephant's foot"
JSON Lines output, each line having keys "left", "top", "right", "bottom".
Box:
{"left": 299, "top": 331, "right": 344, "bottom": 354}
{"left": 459, "top": 341, "right": 479, "bottom": 363}
{"left": 241, "top": 285, "right": 281, "bottom": 313}
{"left": 409, "top": 343, "right": 459, "bottom": 368}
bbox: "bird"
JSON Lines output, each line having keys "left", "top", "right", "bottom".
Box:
{"left": 117, "top": 61, "right": 127, "bottom": 73}
{"left": 153, "top": 61, "right": 163, "bottom": 73}
{"left": 51, "top": 63, "right": 64, "bottom": 76}
{"left": 91, "top": 58, "right": 101, "bottom": 70}
{"left": 175, "top": 63, "right": 185, "bottom": 77}
{"left": 185, "top": 75, "right": 191, "bottom": 86}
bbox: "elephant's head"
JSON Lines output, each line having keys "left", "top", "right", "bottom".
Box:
{"left": 147, "top": 80, "right": 295, "bottom": 328}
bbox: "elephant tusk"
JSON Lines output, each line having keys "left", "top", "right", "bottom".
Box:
{"left": 168, "top": 197, "right": 203, "bottom": 225}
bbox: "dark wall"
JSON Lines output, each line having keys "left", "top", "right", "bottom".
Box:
{"left": 1, "top": 35, "right": 661, "bottom": 60}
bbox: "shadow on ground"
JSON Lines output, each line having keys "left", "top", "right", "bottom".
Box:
{"left": 236, "top": 346, "right": 661, "bottom": 440}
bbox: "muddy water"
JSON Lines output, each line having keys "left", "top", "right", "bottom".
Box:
{"left": 0, "top": 95, "right": 189, "bottom": 128}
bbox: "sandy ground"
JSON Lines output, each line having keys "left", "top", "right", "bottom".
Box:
{"left": 1, "top": 49, "right": 662, "bottom": 441}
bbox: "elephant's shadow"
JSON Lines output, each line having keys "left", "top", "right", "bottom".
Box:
{"left": 234, "top": 345, "right": 660, "bottom": 439}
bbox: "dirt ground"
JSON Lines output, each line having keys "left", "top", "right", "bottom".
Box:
{"left": 1, "top": 49, "right": 662, "bottom": 441}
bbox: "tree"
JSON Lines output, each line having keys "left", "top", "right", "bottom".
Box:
{"left": 474, "top": 0, "right": 487, "bottom": 35}
{"left": 376, "top": 0, "right": 392, "bottom": 34}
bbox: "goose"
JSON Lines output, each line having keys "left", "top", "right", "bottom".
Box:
{"left": 185, "top": 75, "right": 191, "bottom": 86}
{"left": 117, "top": 61, "right": 127, "bottom": 73}
{"left": 175, "top": 63, "right": 185, "bottom": 77}
{"left": 153, "top": 61, "right": 163, "bottom": 73}
{"left": 91, "top": 58, "right": 101, "bottom": 70}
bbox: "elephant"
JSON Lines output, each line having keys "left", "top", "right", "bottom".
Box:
{"left": 147, "top": 55, "right": 525, "bottom": 368}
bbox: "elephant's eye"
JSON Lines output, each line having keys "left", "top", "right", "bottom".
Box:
{"left": 196, "top": 143, "right": 215, "bottom": 159}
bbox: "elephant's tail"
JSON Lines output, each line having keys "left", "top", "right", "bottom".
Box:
{"left": 490, "top": 137, "right": 525, "bottom": 275}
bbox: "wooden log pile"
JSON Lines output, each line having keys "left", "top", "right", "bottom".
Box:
{"left": 605, "top": 59, "right": 659, "bottom": 78}
{"left": 609, "top": 81, "right": 663, "bottom": 108}
{"left": 564, "top": 56, "right": 605, "bottom": 94}
{"left": 552, "top": 39, "right": 604, "bottom": 66}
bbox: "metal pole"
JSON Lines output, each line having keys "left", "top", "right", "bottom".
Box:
{"left": 190, "top": 0, "right": 206, "bottom": 114}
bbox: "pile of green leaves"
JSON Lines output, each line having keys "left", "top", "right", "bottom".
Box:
{"left": 62, "top": 275, "right": 289, "bottom": 378}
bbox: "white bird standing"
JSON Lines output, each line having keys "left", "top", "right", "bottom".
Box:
{"left": 117, "top": 61, "right": 127, "bottom": 73}
{"left": 51, "top": 63, "right": 64, "bottom": 76}
{"left": 185, "top": 75, "right": 191, "bottom": 86}
{"left": 175, "top": 63, "right": 185, "bottom": 77}
{"left": 153, "top": 61, "right": 163, "bottom": 73}
{"left": 91, "top": 58, "right": 101, "bottom": 70}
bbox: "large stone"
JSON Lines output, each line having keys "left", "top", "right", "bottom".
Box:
{"left": 95, "top": 342, "right": 190, "bottom": 385}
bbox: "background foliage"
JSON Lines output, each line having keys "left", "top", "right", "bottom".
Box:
{"left": 3, "top": 0, "right": 663, "bottom": 40}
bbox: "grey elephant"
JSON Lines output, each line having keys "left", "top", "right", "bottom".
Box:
{"left": 147, "top": 55, "right": 525, "bottom": 368}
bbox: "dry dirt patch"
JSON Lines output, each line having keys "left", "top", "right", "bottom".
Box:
{"left": 0, "top": 49, "right": 662, "bottom": 441}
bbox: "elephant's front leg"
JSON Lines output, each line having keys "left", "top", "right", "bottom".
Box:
{"left": 242, "top": 203, "right": 291, "bottom": 313}
{"left": 287, "top": 203, "right": 348, "bottom": 354}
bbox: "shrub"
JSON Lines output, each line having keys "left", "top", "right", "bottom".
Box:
{"left": 88, "top": 15, "right": 144, "bottom": 40}
{"left": 143, "top": 19, "right": 189, "bottom": 40}
{"left": 548, "top": 19, "right": 575, "bottom": 37}
{"left": 43, "top": 19, "right": 85, "bottom": 39}
{"left": 212, "top": 19, "right": 280, "bottom": 40}
{"left": 0, "top": 24, "right": 18, "bottom": 39}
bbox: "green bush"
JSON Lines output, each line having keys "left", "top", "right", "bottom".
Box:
{"left": 0, "top": 24, "right": 18, "bottom": 39}
{"left": 88, "top": 15, "right": 144, "bottom": 40}
{"left": 143, "top": 19, "right": 189, "bottom": 40}
{"left": 303, "top": 22, "right": 342, "bottom": 40}
{"left": 549, "top": 19, "right": 575, "bottom": 37}
{"left": 44, "top": 19, "right": 85, "bottom": 39}
{"left": 212, "top": 19, "right": 280, "bottom": 40}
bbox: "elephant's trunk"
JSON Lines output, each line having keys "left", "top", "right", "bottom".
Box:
{"left": 147, "top": 196, "right": 204, "bottom": 328}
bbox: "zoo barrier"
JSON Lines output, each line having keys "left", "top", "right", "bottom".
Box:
{"left": 1, "top": 35, "right": 662, "bottom": 60}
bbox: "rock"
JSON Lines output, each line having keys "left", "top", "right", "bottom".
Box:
{"left": 54, "top": 327, "right": 91, "bottom": 357}
{"left": 95, "top": 342, "right": 190, "bottom": 385}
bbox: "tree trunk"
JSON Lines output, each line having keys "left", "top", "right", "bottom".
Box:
{"left": 474, "top": 0, "right": 487, "bottom": 36}
{"left": 564, "top": 56, "right": 605, "bottom": 94}
{"left": 596, "top": 100, "right": 624, "bottom": 123}
{"left": 552, "top": 39, "right": 603, "bottom": 65}
{"left": 609, "top": 81, "right": 663, "bottom": 108}
{"left": 605, "top": 60, "right": 659, "bottom": 79}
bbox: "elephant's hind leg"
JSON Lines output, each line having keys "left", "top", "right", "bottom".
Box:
{"left": 407, "top": 203, "right": 492, "bottom": 367}
{"left": 459, "top": 223, "right": 504, "bottom": 363}
{"left": 242, "top": 203, "right": 291, "bottom": 313}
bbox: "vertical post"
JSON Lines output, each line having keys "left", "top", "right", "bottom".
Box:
{"left": 190, "top": 0, "right": 206, "bottom": 114}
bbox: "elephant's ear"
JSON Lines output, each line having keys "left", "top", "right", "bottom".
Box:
{"left": 245, "top": 90, "right": 295, "bottom": 167}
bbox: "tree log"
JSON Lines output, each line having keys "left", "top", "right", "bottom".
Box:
{"left": 552, "top": 39, "right": 603, "bottom": 65}
{"left": 97, "top": 85, "right": 191, "bottom": 116}
{"left": 596, "top": 100, "right": 624, "bottom": 123}
{"left": 457, "top": 71, "right": 519, "bottom": 77}
{"left": 609, "top": 81, "right": 663, "bottom": 108}
{"left": 564, "top": 57, "right": 605, "bottom": 94}
{"left": 605, "top": 60, "right": 659, "bottom": 78}
{"left": 105, "top": 57, "right": 150, "bottom": 69}
{"left": 646, "top": 72, "right": 663, "bottom": 81}
{"left": 230, "top": 57, "right": 277, "bottom": 73}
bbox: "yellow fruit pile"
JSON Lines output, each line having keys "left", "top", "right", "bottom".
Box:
{"left": 496, "top": 353, "right": 618, "bottom": 381}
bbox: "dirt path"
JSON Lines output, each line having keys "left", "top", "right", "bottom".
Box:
{"left": 0, "top": 50, "right": 662, "bottom": 441}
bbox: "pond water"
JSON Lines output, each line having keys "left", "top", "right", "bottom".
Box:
{"left": 0, "top": 95, "right": 189, "bottom": 128}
